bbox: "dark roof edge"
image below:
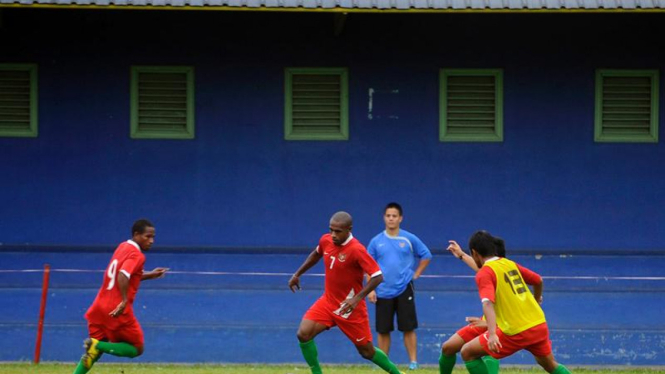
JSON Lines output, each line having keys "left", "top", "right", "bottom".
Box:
{"left": 1, "top": 3, "right": 665, "bottom": 12}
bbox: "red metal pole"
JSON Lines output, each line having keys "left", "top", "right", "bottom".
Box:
{"left": 34, "top": 264, "right": 51, "bottom": 364}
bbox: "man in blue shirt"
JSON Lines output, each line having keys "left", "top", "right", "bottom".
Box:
{"left": 367, "top": 202, "right": 432, "bottom": 370}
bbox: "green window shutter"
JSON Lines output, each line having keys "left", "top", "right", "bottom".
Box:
{"left": 595, "top": 69, "right": 659, "bottom": 143}
{"left": 440, "top": 69, "right": 503, "bottom": 142}
{"left": 130, "top": 66, "right": 195, "bottom": 139}
{"left": 0, "top": 64, "right": 38, "bottom": 138}
{"left": 284, "top": 68, "right": 349, "bottom": 141}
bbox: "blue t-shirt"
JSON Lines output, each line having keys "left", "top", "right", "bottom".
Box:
{"left": 367, "top": 229, "right": 432, "bottom": 299}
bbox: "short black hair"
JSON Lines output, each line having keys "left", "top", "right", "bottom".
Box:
{"left": 468, "top": 230, "right": 497, "bottom": 258}
{"left": 384, "top": 202, "right": 403, "bottom": 216}
{"left": 331, "top": 211, "right": 353, "bottom": 228}
{"left": 494, "top": 236, "right": 506, "bottom": 257}
{"left": 132, "top": 219, "right": 154, "bottom": 235}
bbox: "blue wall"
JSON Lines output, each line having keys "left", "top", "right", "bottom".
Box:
{"left": 0, "top": 251, "right": 665, "bottom": 365}
{"left": 1, "top": 10, "right": 664, "bottom": 251}
{"left": 2, "top": 250, "right": 664, "bottom": 365}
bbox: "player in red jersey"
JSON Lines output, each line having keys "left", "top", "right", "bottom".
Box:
{"left": 460, "top": 230, "right": 572, "bottom": 374}
{"left": 289, "top": 212, "right": 404, "bottom": 374}
{"left": 72, "top": 219, "right": 169, "bottom": 374}
{"left": 438, "top": 238, "right": 506, "bottom": 374}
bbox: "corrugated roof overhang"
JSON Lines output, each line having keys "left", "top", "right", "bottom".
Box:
{"left": 1, "top": 0, "right": 664, "bottom": 12}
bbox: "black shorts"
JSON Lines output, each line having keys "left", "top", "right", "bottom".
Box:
{"left": 375, "top": 282, "right": 418, "bottom": 333}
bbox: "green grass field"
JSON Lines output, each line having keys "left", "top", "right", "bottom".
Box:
{"left": 2, "top": 364, "right": 664, "bottom": 374}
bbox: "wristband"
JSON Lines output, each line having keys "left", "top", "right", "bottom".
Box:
{"left": 458, "top": 254, "right": 464, "bottom": 260}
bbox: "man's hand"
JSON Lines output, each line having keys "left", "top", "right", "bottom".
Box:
{"left": 447, "top": 240, "right": 464, "bottom": 257}
{"left": 487, "top": 332, "right": 502, "bottom": 353}
{"left": 340, "top": 296, "right": 360, "bottom": 315}
{"left": 150, "top": 267, "right": 169, "bottom": 279}
{"left": 142, "top": 267, "right": 169, "bottom": 281}
{"left": 367, "top": 290, "right": 377, "bottom": 304}
{"left": 109, "top": 300, "right": 127, "bottom": 318}
{"left": 465, "top": 316, "right": 487, "bottom": 328}
{"left": 288, "top": 275, "right": 301, "bottom": 292}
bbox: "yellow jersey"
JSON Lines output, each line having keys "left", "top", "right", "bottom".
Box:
{"left": 477, "top": 257, "right": 546, "bottom": 336}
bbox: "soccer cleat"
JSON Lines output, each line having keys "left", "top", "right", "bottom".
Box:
{"left": 81, "top": 338, "right": 100, "bottom": 369}
{"left": 408, "top": 361, "right": 419, "bottom": 370}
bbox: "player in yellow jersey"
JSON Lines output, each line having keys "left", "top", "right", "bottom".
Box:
{"left": 438, "top": 237, "right": 505, "bottom": 374}
{"left": 459, "top": 230, "right": 572, "bottom": 374}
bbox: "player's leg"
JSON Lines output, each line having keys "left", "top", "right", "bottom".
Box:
{"left": 527, "top": 324, "right": 571, "bottom": 373}
{"left": 441, "top": 330, "right": 498, "bottom": 374}
{"left": 73, "top": 345, "right": 103, "bottom": 374}
{"left": 466, "top": 325, "right": 525, "bottom": 374}
{"left": 297, "top": 319, "right": 329, "bottom": 374}
{"left": 534, "top": 354, "right": 571, "bottom": 373}
{"left": 338, "top": 311, "right": 403, "bottom": 374}
{"left": 90, "top": 318, "right": 144, "bottom": 359}
{"left": 73, "top": 350, "right": 103, "bottom": 374}
{"left": 297, "top": 318, "right": 329, "bottom": 342}
{"left": 375, "top": 296, "right": 396, "bottom": 356}
{"left": 439, "top": 333, "right": 465, "bottom": 374}
{"left": 86, "top": 339, "right": 141, "bottom": 358}
{"left": 460, "top": 337, "right": 491, "bottom": 374}
{"left": 481, "top": 356, "right": 500, "bottom": 374}
{"left": 355, "top": 342, "right": 403, "bottom": 374}
{"left": 74, "top": 323, "right": 106, "bottom": 373}
{"left": 396, "top": 283, "right": 418, "bottom": 369}
{"left": 299, "top": 300, "right": 335, "bottom": 374}
{"left": 440, "top": 316, "right": 489, "bottom": 374}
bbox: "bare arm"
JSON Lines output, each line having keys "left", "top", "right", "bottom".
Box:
{"left": 142, "top": 267, "right": 169, "bottom": 281}
{"left": 413, "top": 258, "right": 431, "bottom": 280}
{"left": 447, "top": 240, "right": 479, "bottom": 272}
{"left": 532, "top": 280, "right": 543, "bottom": 304}
{"left": 341, "top": 274, "right": 384, "bottom": 314}
{"left": 518, "top": 263, "right": 544, "bottom": 304}
{"left": 358, "top": 273, "right": 383, "bottom": 300}
{"left": 482, "top": 300, "right": 502, "bottom": 353}
{"left": 366, "top": 273, "right": 377, "bottom": 303}
{"left": 289, "top": 248, "right": 323, "bottom": 292}
{"left": 109, "top": 273, "right": 129, "bottom": 317}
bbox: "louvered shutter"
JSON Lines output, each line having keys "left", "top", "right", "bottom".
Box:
{"left": 131, "top": 66, "right": 194, "bottom": 139}
{"left": 440, "top": 69, "right": 503, "bottom": 142}
{"left": 285, "top": 68, "right": 348, "bottom": 140}
{"left": 0, "top": 64, "right": 37, "bottom": 137}
{"left": 596, "top": 70, "right": 658, "bottom": 142}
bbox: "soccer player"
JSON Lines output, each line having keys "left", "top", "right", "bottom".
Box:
{"left": 367, "top": 202, "right": 432, "bottom": 370}
{"left": 460, "top": 230, "right": 572, "bottom": 374}
{"left": 72, "top": 219, "right": 169, "bottom": 374}
{"left": 438, "top": 238, "right": 506, "bottom": 374}
{"left": 288, "top": 211, "right": 405, "bottom": 374}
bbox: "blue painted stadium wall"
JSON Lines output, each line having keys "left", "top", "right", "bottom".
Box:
{"left": 1, "top": 10, "right": 664, "bottom": 251}
{"left": 1, "top": 251, "right": 664, "bottom": 366}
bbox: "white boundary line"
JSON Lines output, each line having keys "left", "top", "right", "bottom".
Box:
{"left": 0, "top": 269, "right": 664, "bottom": 280}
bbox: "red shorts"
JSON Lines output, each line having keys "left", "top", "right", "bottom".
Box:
{"left": 479, "top": 322, "right": 552, "bottom": 359}
{"left": 86, "top": 312, "right": 144, "bottom": 349}
{"left": 456, "top": 324, "right": 487, "bottom": 343}
{"left": 304, "top": 296, "right": 373, "bottom": 346}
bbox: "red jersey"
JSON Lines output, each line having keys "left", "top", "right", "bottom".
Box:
{"left": 85, "top": 240, "right": 145, "bottom": 326}
{"left": 316, "top": 234, "right": 382, "bottom": 314}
